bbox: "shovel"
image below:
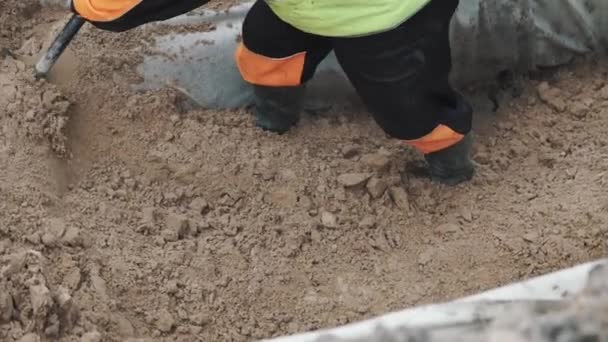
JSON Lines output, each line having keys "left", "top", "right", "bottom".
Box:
{"left": 35, "top": 14, "right": 85, "bottom": 77}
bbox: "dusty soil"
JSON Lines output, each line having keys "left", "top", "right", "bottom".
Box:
{"left": 1, "top": 1, "right": 607, "bottom": 341}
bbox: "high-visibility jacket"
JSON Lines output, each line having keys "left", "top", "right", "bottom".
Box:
{"left": 72, "top": 0, "right": 430, "bottom": 36}
{"left": 266, "top": 0, "right": 431, "bottom": 37}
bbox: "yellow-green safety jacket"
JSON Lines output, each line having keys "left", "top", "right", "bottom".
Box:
{"left": 266, "top": 0, "right": 432, "bottom": 37}
{"left": 71, "top": 0, "right": 431, "bottom": 35}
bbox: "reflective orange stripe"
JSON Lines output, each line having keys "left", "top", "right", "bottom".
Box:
{"left": 74, "top": 0, "right": 142, "bottom": 22}
{"left": 235, "top": 43, "right": 305, "bottom": 87}
{"left": 405, "top": 124, "right": 464, "bottom": 154}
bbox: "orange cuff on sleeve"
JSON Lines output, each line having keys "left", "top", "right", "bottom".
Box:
{"left": 405, "top": 124, "right": 464, "bottom": 154}
{"left": 74, "top": 0, "right": 143, "bottom": 22}
{"left": 235, "top": 43, "right": 306, "bottom": 87}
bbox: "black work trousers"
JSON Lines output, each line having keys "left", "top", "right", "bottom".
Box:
{"left": 237, "top": 0, "right": 472, "bottom": 152}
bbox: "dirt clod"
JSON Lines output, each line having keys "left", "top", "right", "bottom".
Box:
{"left": 81, "top": 331, "right": 102, "bottom": 342}
{"left": 156, "top": 309, "right": 176, "bottom": 333}
{"left": 61, "top": 226, "right": 82, "bottom": 247}
{"left": 0, "top": 286, "right": 14, "bottom": 322}
{"left": 537, "top": 82, "right": 566, "bottom": 112}
{"left": 17, "top": 333, "right": 40, "bottom": 342}
{"left": 41, "top": 218, "right": 66, "bottom": 247}
{"left": 321, "top": 211, "right": 338, "bottom": 229}
{"left": 569, "top": 101, "right": 590, "bottom": 119}
{"left": 165, "top": 212, "right": 190, "bottom": 239}
{"left": 338, "top": 173, "right": 372, "bottom": 188}
{"left": 342, "top": 145, "right": 360, "bottom": 159}
{"left": 141, "top": 207, "right": 157, "bottom": 225}
{"left": 359, "top": 216, "right": 376, "bottom": 229}
{"left": 269, "top": 188, "right": 299, "bottom": 208}
{"left": 366, "top": 177, "right": 388, "bottom": 199}
{"left": 189, "top": 197, "right": 210, "bottom": 215}
{"left": 389, "top": 187, "right": 410, "bottom": 211}
{"left": 418, "top": 247, "right": 435, "bottom": 266}
{"left": 361, "top": 153, "right": 391, "bottom": 172}
{"left": 436, "top": 222, "right": 460, "bottom": 235}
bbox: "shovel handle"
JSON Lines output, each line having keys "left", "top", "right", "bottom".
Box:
{"left": 35, "top": 14, "right": 85, "bottom": 77}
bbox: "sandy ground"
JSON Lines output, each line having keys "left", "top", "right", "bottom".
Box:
{"left": 1, "top": 1, "right": 607, "bottom": 341}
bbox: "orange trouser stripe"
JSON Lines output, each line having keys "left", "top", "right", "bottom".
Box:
{"left": 235, "top": 43, "right": 306, "bottom": 87}
{"left": 405, "top": 124, "right": 464, "bottom": 154}
{"left": 73, "top": 0, "right": 142, "bottom": 22}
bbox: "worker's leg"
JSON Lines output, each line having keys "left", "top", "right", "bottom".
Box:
{"left": 235, "top": 0, "right": 332, "bottom": 134}
{"left": 333, "top": 0, "right": 473, "bottom": 185}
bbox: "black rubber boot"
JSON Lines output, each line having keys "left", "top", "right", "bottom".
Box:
{"left": 253, "top": 85, "right": 305, "bottom": 134}
{"left": 424, "top": 132, "right": 475, "bottom": 186}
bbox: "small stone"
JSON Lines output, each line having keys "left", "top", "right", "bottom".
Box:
{"left": 389, "top": 187, "right": 409, "bottom": 211}
{"left": 361, "top": 153, "right": 391, "bottom": 172}
{"left": 359, "top": 216, "right": 376, "bottom": 229}
{"left": 337, "top": 173, "right": 372, "bottom": 187}
{"left": 156, "top": 309, "right": 176, "bottom": 333}
{"left": 165, "top": 213, "right": 190, "bottom": 239}
{"left": 342, "top": 145, "right": 360, "bottom": 159}
{"left": 269, "top": 188, "right": 298, "bottom": 208}
{"left": 320, "top": 211, "right": 338, "bottom": 229}
{"left": 537, "top": 82, "right": 566, "bottom": 112}
{"left": 366, "top": 177, "right": 387, "bottom": 199}
{"left": 81, "top": 332, "right": 101, "bottom": 342}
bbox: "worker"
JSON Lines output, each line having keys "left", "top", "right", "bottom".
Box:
{"left": 61, "top": 0, "right": 475, "bottom": 186}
